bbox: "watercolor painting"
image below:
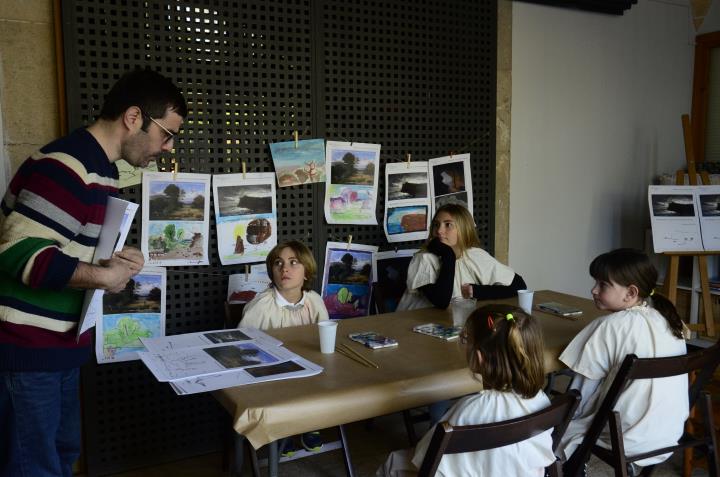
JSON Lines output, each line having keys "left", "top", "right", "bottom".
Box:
{"left": 321, "top": 243, "right": 377, "bottom": 319}
{"left": 324, "top": 141, "right": 380, "bottom": 225}
{"left": 429, "top": 155, "right": 473, "bottom": 218}
{"left": 269, "top": 138, "right": 326, "bottom": 187}
{"left": 147, "top": 221, "right": 205, "bottom": 260}
{"left": 148, "top": 181, "right": 206, "bottom": 221}
{"left": 387, "top": 172, "right": 428, "bottom": 200}
{"left": 386, "top": 205, "right": 428, "bottom": 235}
{"left": 99, "top": 269, "right": 165, "bottom": 364}
{"left": 217, "top": 184, "right": 273, "bottom": 217}
{"left": 431, "top": 161, "right": 466, "bottom": 196}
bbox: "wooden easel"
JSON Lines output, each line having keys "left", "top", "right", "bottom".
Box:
{"left": 663, "top": 114, "right": 716, "bottom": 337}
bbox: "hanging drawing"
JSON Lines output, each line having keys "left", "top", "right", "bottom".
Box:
{"left": 321, "top": 241, "right": 378, "bottom": 319}
{"left": 384, "top": 161, "right": 430, "bottom": 242}
{"left": 428, "top": 154, "right": 473, "bottom": 218}
{"left": 141, "top": 172, "right": 211, "bottom": 266}
{"left": 324, "top": 141, "right": 380, "bottom": 225}
{"left": 269, "top": 138, "right": 326, "bottom": 187}
{"left": 213, "top": 172, "right": 277, "bottom": 265}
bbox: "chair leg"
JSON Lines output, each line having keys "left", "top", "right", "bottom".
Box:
{"left": 607, "top": 411, "right": 628, "bottom": 477}
{"left": 233, "top": 433, "right": 246, "bottom": 477}
{"left": 247, "top": 440, "right": 261, "bottom": 477}
{"left": 268, "top": 440, "right": 279, "bottom": 477}
{"left": 701, "top": 393, "right": 720, "bottom": 477}
{"left": 403, "top": 410, "right": 418, "bottom": 446}
{"left": 338, "top": 424, "right": 356, "bottom": 477}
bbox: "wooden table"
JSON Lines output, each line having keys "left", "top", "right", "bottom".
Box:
{"left": 212, "top": 290, "right": 599, "bottom": 476}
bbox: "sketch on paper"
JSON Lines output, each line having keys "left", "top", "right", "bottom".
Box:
{"left": 142, "top": 172, "right": 211, "bottom": 266}
{"left": 96, "top": 267, "right": 166, "bottom": 364}
{"left": 384, "top": 162, "right": 430, "bottom": 242}
{"left": 321, "top": 242, "right": 377, "bottom": 319}
{"left": 324, "top": 141, "right": 380, "bottom": 225}
{"left": 269, "top": 138, "right": 326, "bottom": 187}
{"left": 428, "top": 154, "right": 473, "bottom": 218}
{"left": 213, "top": 173, "right": 277, "bottom": 265}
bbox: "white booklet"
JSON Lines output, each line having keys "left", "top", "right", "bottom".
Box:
{"left": 77, "top": 197, "right": 139, "bottom": 339}
{"left": 140, "top": 327, "right": 282, "bottom": 353}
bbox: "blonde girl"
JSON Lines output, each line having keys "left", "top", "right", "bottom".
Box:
{"left": 397, "top": 204, "right": 525, "bottom": 311}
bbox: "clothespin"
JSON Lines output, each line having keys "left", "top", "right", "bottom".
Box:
{"left": 406, "top": 153, "right": 411, "bottom": 168}
{"left": 293, "top": 130, "right": 299, "bottom": 149}
{"left": 346, "top": 235, "right": 353, "bottom": 250}
{"left": 172, "top": 160, "right": 178, "bottom": 180}
{"left": 449, "top": 151, "right": 454, "bottom": 160}
{"left": 245, "top": 265, "right": 249, "bottom": 281}
{"left": 242, "top": 161, "right": 247, "bottom": 180}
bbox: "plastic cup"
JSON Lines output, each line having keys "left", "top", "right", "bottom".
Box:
{"left": 517, "top": 290, "right": 534, "bottom": 314}
{"left": 450, "top": 297, "right": 477, "bottom": 327}
{"left": 318, "top": 321, "right": 338, "bottom": 354}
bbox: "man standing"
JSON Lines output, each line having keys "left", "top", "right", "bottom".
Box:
{"left": 0, "top": 69, "right": 187, "bottom": 477}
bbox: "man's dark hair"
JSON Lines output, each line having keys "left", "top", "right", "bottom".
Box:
{"left": 99, "top": 69, "right": 187, "bottom": 129}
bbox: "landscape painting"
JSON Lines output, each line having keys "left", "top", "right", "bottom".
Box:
{"left": 324, "top": 141, "right": 380, "bottom": 225}
{"left": 149, "top": 181, "right": 206, "bottom": 221}
{"left": 269, "top": 138, "right": 326, "bottom": 187}
{"left": 321, "top": 242, "right": 378, "bottom": 319}
{"left": 384, "top": 161, "right": 431, "bottom": 242}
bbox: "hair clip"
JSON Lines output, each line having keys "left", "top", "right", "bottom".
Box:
{"left": 505, "top": 313, "right": 514, "bottom": 321}
{"left": 487, "top": 314, "right": 494, "bottom": 329}
{"left": 650, "top": 288, "right": 655, "bottom": 296}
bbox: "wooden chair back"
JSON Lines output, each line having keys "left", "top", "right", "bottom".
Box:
{"left": 563, "top": 341, "right": 720, "bottom": 477}
{"left": 417, "top": 390, "right": 580, "bottom": 477}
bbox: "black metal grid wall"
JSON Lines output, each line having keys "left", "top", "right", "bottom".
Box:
{"left": 61, "top": 0, "right": 496, "bottom": 474}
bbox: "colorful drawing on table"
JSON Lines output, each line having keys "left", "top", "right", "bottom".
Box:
{"left": 97, "top": 267, "right": 166, "bottom": 364}
{"left": 428, "top": 154, "right": 473, "bottom": 217}
{"left": 324, "top": 141, "right": 380, "bottom": 225}
{"left": 213, "top": 173, "right": 277, "bottom": 265}
{"left": 321, "top": 242, "right": 378, "bottom": 319}
{"left": 373, "top": 249, "right": 417, "bottom": 313}
{"left": 386, "top": 205, "right": 428, "bottom": 235}
{"left": 142, "top": 172, "right": 211, "bottom": 266}
{"left": 204, "top": 342, "right": 279, "bottom": 369}
{"left": 269, "top": 138, "right": 326, "bottom": 187}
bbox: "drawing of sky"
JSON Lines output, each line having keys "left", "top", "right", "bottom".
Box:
{"left": 150, "top": 181, "right": 206, "bottom": 204}
{"left": 134, "top": 273, "right": 163, "bottom": 295}
{"left": 331, "top": 149, "right": 377, "bottom": 170}
{"left": 269, "top": 138, "right": 325, "bottom": 168}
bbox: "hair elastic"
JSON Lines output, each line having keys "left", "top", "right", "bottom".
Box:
{"left": 505, "top": 313, "right": 514, "bottom": 321}
{"left": 487, "top": 314, "right": 494, "bottom": 329}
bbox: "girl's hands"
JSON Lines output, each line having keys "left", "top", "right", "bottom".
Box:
{"left": 427, "top": 237, "right": 454, "bottom": 258}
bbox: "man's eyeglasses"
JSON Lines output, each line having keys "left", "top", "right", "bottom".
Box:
{"left": 140, "top": 110, "right": 177, "bottom": 145}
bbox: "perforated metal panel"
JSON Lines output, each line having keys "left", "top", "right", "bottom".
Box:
{"left": 61, "top": 0, "right": 496, "bottom": 474}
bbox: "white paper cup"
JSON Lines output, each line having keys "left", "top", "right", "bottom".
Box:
{"left": 517, "top": 290, "right": 534, "bottom": 314}
{"left": 318, "top": 321, "right": 338, "bottom": 354}
{"left": 450, "top": 297, "right": 477, "bottom": 327}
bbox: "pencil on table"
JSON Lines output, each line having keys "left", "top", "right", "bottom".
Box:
{"left": 338, "top": 343, "right": 379, "bottom": 369}
{"left": 335, "top": 347, "right": 373, "bottom": 368}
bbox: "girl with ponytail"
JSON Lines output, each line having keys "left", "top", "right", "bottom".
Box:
{"left": 558, "top": 248, "right": 689, "bottom": 473}
{"left": 378, "top": 305, "right": 554, "bottom": 476}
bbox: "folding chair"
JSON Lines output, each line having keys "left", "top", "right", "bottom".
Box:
{"left": 563, "top": 341, "right": 720, "bottom": 477}
{"left": 417, "top": 390, "right": 580, "bottom": 477}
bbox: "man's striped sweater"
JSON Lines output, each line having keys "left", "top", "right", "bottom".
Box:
{"left": 0, "top": 128, "right": 118, "bottom": 371}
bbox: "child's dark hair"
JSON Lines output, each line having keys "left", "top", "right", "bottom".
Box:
{"left": 99, "top": 69, "right": 187, "bottom": 130}
{"left": 463, "top": 304, "right": 545, "bottom": 398}
{"left": 266, "top": 240, "right": 316, "bottom": 291}
{"left": 589, "top": 248, "right": 684, "bottom": 339}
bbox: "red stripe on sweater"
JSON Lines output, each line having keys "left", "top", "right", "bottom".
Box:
{"left": 0, "top": 321, "right": 90, "bottom": 348}
{"left": 28, "top": 248, "right": 55, "bottom": 288}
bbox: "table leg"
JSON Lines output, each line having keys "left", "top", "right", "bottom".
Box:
{"left": 338, "top": 424, "right": 356, "bottom": 477}
{"left": 233, "top": 433, "right": 246, "bottom": 477}
{"left": 268, "top": 440, "right": 279, "bottom": 477}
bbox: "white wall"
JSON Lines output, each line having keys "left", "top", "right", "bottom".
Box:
{"left": 509, "top": 0, "right": 694, "bottom": 298}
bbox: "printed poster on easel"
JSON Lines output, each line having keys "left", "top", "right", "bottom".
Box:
{"left": 324, "top": 141, "right": 381, "bottom": 225}
{"left": 648, "top": 185, "right": 703, "bottom": 252}
{"left": 321, "top": 242, "right": 378, "bottom": 319}
{"left": 697, "top": 186, "right": 720, "bottom": 251}
{"left": 428, "top": 154, "right": 473, "bottom": 218}
{"left": 213, "top": 173, "right": 277, "bottom": 265}
{"left": 384, "top": 162, "right": 430, "bottom": 243}
{"left": 96, "top": 267, "right": 166, "bottom": 364}
{"left": 141, "top": 172, "right": 211, "bottom": 266}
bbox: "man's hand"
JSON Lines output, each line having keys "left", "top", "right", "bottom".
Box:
{"left": 113, "top": 246, "right": 145, "bottom": 274}
{"left": 97, "top": 255, "right": 140, "bottom": 293}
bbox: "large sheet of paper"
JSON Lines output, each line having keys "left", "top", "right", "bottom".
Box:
{"left": 212, "top": 172, "right": 277, "bottom": 265}
{"left": 138, "top": 328, "right": 321, "bottom": 394}
{"left": 96, "top": 267, "right": 166, "bottom": 364}
{"left": 141, "top": 172, "right": 211, "bottom": 266}
{"left": 648, "top": 185, "right": 703, "bottom": 252}
{"left": 428, "top": 154, "right": 473, "bottom": 218}
{"left": 77, "top": 197, "right": 139, "bottom": 338}
{"left": 269, "top": 138, "right": 326, "bottom": 187}
{"left": 384, "top": 162, "right": 430, "bottom": 243}
{"left": 324, "top": 141, "right": 380, "bottom": 225}
{"left": 321, "top": 241, "right": 378, "bottom": 319}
